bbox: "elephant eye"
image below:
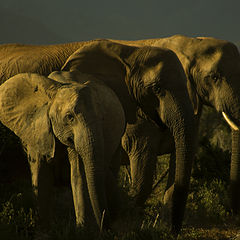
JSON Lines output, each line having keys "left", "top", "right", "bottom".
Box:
{"left": 65, "top": 113, "right": 74, "bottom": 123}
{"left": 67, "top": 136, "right": 74, "bottom": 145}
{"left": 211, "top": 73, "right": 221, "bottom": 82}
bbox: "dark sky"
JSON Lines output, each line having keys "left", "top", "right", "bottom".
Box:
{"left": 1, "top": 0, "right": 239, "bottom": 45}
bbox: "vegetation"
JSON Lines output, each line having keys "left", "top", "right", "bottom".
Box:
{"left": 0, "top": 106, "right": 240, "bottom": 239}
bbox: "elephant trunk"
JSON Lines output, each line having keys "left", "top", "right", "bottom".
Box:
{"left": 220, "top": 87, "right": 240, "bottom": 214}
{"left": 171, "top": 124, "right": 195, "bottom": 234}
{"left": 160, "top": 93, "right": 196, "bottom": 234}
{"left": 74, "top": 117, "right": 109, "bottom": 230}
{"left": 230, "top": 130, "right": 240, "bottom": 214}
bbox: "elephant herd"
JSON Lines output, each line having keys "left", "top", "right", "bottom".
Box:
{"left": 0, "top": 35, "right": 240, "bottom": 236}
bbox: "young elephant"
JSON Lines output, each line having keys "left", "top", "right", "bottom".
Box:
{"left": 0, "top": 71, "right": 125, "bottom": 231}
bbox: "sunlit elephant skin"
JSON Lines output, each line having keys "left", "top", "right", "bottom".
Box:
{"left": 0, "top": 41, "right": 98, "bottom": 83}
{"left": 0, "top": 39, "right": 196, "bottom": 234}
{"left": 61, "top": 40, "right": 197, "bottom": 234}
{"left": 111, "top": 35, "right": 240, "bottom": 215}
{"left": 0, "top": 71, "right": 126, "bottom": 231}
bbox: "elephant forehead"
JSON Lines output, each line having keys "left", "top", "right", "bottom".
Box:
{"left": 141, "top": 60, "right": 186, "bottom": 89}
{"left": 52, "top": 86, "right": 90, "bottom": 111}
{"left": 141, "top": 62, "right": 164, "bottom": 84}
{"left": 197, "top": 50, "right": 222, "bottom": 73}
{"left": 56, "top": 86, "right": 87, "bottom": 99}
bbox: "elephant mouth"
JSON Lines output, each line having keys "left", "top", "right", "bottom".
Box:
{"left": 222, "top": 112, "right": 239, "bottom": 131}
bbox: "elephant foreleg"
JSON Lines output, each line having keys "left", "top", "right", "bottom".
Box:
{"left": 106, "top": 144, "right": 123, "bottom": 222}
{"left": 29, "top": 156, "right": 54, "bottom": 229}
{"left": 163, "top": 152, "right": 176, "bottom": 205}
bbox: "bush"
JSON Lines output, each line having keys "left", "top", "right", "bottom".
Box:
{"left": 192, "top": 136, "right": 231, "bottom": 183}
{"left": 186, "top": 179, "right": 230, "bottom": 225}
{"left": 0, "top": 193, "right": 36, "bottom": 239}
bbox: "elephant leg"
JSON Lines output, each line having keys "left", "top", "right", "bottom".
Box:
{"left": 109, "top": 144, "right": 124, "bottom": 179}
{"left": 161, "top": 152, "right": 176, "bottom": 224}
{"left": 106, "top": 144, "right": 123, "bottom": 222}
{"left": 163, "top": 152, "right": 176, "bottom": 205}
{"left": 29, "top": 157, "right": 54, "bottom": 229}
{"left": 67, "top": 147, "right": 95, "bottom": 228}
{"left": 105, "top": 170, "right": 120, "bottom": 221}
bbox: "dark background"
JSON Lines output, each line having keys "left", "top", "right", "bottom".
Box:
{"left": 0, "top": 0, "right": 239, "bottom": 45}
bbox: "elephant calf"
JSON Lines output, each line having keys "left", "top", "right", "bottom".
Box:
{"left": 0, "top": 70, "right": 126, "bottom": 231}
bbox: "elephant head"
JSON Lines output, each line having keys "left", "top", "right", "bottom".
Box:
{"left": 112, "top": 35, "right": 240, "bottom": 217}
{"left": 155, "top": 35, "right": 240, "bottom": 214}
{"left": 0, "top": 71, "right": 125, "bottom": 230}
{"left": 62, "top": 40, "right": 197, "bottom": 234}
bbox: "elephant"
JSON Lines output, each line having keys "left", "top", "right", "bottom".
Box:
{"left": 0, "top": 70, "right": 126, "bottom": 231}
{"left": 61, "top": 40, "right": 197, "bottom": 234}
{"left": 0, "top": 41, "right": 98, "bottom": 184}
{"left": 109, "top": 35, "right": 240, "bottom": 215}
{"left": 0, "top": 39, "right": 196, "bottom": 234}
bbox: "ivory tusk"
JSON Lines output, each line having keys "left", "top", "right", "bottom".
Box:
{"left": 222, "top": 112, "right": 239, "bottom": 131}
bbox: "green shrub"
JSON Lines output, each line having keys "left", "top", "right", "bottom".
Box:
{"left": 192, "top": 137, "right": 231, "bottom": 183}
{"left": 0, "top": 193, "right": 36, "bottom": 239}
{"left": 186, "top": 179, "right": 230, "bottom": 225}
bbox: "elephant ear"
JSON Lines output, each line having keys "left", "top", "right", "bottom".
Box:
{"left": 48, "top": 70, "right": 95, "bottom": 85}
{"left": 61, "top": 40, "right": 129, "bottom": 81}
{"left": 0, "top": 73, "right": 61, "bottom": 160}
{"left": 187, "top": 79, "right": 199, "bottom": 115}
{"left": 176, "top": 51, "right": 200, "bottom": 115}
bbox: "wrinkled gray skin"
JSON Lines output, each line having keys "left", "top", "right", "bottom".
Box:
{"left": 0, "top": 41, "right": 94, "bottom": 83}
{"left": 61, "top": 40, "right": 196, "bottom": 234}
{"left": 0, "top": 41, "right": 101, "bottom": 185}
{"left": 111, "top": 35, "right": 240, "bottom": 215}
{"left": 0, "top": 71, "right": 125, "bottom": 230}
{"left": 0, "top": 39, "right": 196, "bottom": 234}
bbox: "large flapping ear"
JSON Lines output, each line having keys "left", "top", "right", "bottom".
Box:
{"left": 61, "top": 40, "right": 132, "bottom": 81}
{"left": 0, "top": 73, "right": 61, "bottom": 160}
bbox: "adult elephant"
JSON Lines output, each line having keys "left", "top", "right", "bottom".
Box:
{"left": 61, "top": 40, "right": 196, "bottom": 234}
{"left": 0, "top": 71, "right": 126, "bottom": 231}
{"left": 111, "top": 35, "right": 240, "bottom": 214}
